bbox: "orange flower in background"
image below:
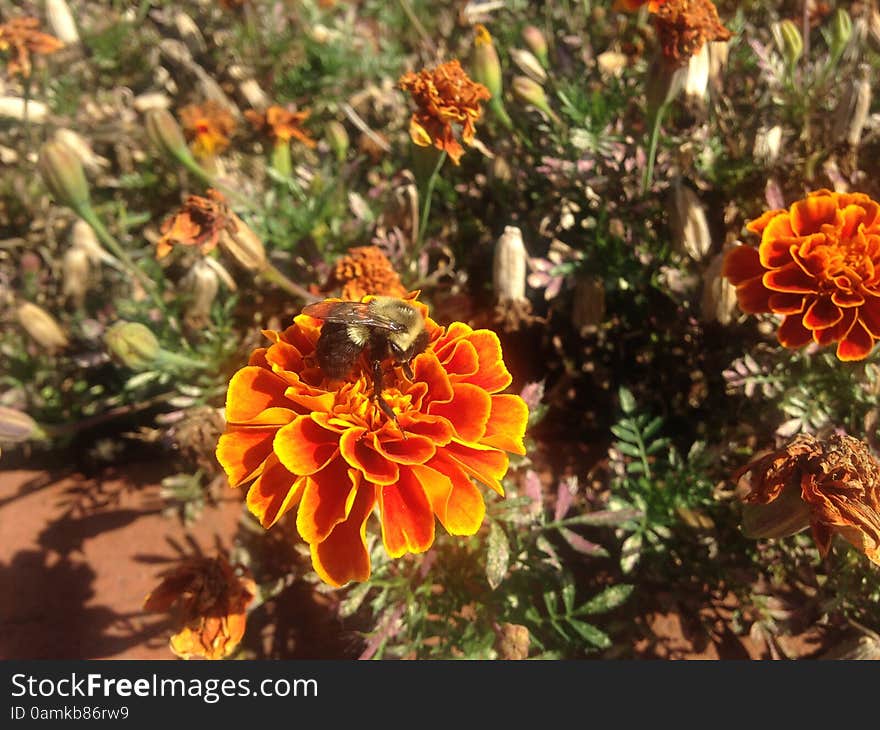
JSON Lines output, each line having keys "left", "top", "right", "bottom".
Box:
{"left": 179, "top": 100, "right": 236, "bottom": 159}
{"left": 143, "top": 555, "right": 256, "bottom": 660}
{"left": 724, "top": 189, "right": 880, "bottom": 361}
{"left": 399, "top": 59, "right": 491, "bottom": 165}
{"left": 216, "top": 294, "right": 529, "bottom": 587}
{"left": 614, "top": 0, "right": 667, "bottom": 11}
{"left": 245, "top": 105, "right": 316, "bottom": 148}
{"left": 329, "top": 245, "right": 408, "bottom": 300}
{"left": 156, "top": 189, "right": 235, "bottom": 259}
{"left": 0, "top": 16, "right": 63, "bottom": 79}
{"left": 652, "top": 0, "right": 731, "bottom": 67}
{"left": 734, "top": 434, "right": 880, "bottom": 566}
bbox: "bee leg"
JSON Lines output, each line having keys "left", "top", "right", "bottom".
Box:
{"left": 371, "top": 359, "right": 407, "bottom": 438}
{"left": 402, "top": 361, "right": 414, "bottom": 381}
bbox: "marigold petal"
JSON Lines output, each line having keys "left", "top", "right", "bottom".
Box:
{"left": 378, "top": 467, "right": 435, "bottom": 558}
{"left": 428, "top": 383, "right": 492, "bottom": 442}
{"left": 419, "top": 461, "right": 485, "bottom": 535}
{"left": 832, "top": 289, "right": 865, "bottom": 307}
{"left": 216, "top": 427, "right": 277, "bottom": 487}
{"left": 444, "top": 441, "right": 509, "bottom": 495}
{"left": 296, "top": 458, "right": 359, "bottom": 544}
{"left": 274, "top": 416, "right": 339, "bottom": 475}
{"left": 837, "top": 319, "right": 875, "bottom": 361}
{"left": 372, "top": 433, "right": 436, "bottom": 464}
{"left": 763, "top": 263, "right": 818, "bottom": 294}
{"left": 265, "top": 338, "right": 304, "bottom": 372}
{"left": 460, "top": 330, "right": 512, "bottom": 392}
{"left": 791, "top": 194, "right": 838, "bottom": 235}
{"left": 722, "top": 245, "right": 763, "bottom": 286}
{"left": 803, "top": 297, "right": 843, "bottom": 331}
{"left": 310, "top": 482, "right": 376, "bottom": 587}
{"left": 436, "top": 339, "right": 479, "bottom": 379}
{"left": 246, "top": 454, "right": 305, "bottom": 528}
{"left": 339, "top": 428, "right": 400, "bottom": 485}
{"left": 399, "top": 413, "right": 455, "bottom": 445}
{"left": 768, "top": 292, "right": 805, "bottom": 315}
{"left": 411, "top": 352, "right": 454, "bottom": 404}
{"left": 482, "top": 394, "right": 529, "bottom": 455}
{"left": 746, "top": 209, "right": 786, "bottom": 235}
{"left": 224, "top": 366, "right": 291, "bottom": 422}
{"left": 735, "top": 276, "right": 772, "bottom": 313}
{"left": 759, "top": 236, "right": 797, "bottom": 269}
{"left": 777, "top": 315, "right": 813, "bottom": 349}
{"left": 859, "top": 297, "right": 880, "bottom": 338}
{"left": 814, "top": 308, "right": 857, "bottom": 346}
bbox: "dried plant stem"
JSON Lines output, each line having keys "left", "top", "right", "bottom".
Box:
{"left": 259, "top": 263, "right": 320, "bottom": 304}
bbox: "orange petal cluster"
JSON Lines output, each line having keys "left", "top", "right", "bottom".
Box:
{"left": 328, "top": 246, "right": 408, "bottom": 300}
{"left": 245, "top": 105, "right": 316, "bottom": 148}
{"left": 614, "top": 0, "right": 667, "bottom": 11}
{"left": 398, "top": 59, "right": 491, "bottom": 165}
{"left": 156, "top": 189, "right": 235, "bottom": 259}
{"left": 179, "top": 100, "right": 236, "bottom": 159}
{"left": 143, "top": 555, "right": 256, "bottom": 660}
{"left": 733, "top": 434, "right": 880, "bottom": 566}
{"left": 0, "top": 17, "right": 63, "bottom": 79}
{"left": 215, "top": 294, "right": 529, "bottom": 587}
{"left": 723, "top": 189, "right": 880, "bottom": 361}
{"left": 649, "top": 0, "right": 731, "bottom": 67}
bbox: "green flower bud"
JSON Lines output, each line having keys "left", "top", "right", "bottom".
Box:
{"left": 0, "top": 406, "right": 46, "bottom": 443}
{"left": 511, "top": 76, "right": 560, "bottom": 124}
{"left": 773, "top": 19, "right": 803, "bottom": 67}
{"left": 37, "top": 140, "right": 91, "bottom": 214}
{"left": 145, "top": 108, "right": 189, "bottom": 161}
{"left": 325, "top": 120, "right": 349, "bottom": 162}
{"left": 16, "top": 301, "right": 69, "bottom": 353}
{"left": 830, "top": 8, "right": 852, "bottom": 56}
{"left": 521, "top": 25, "right": 548, "bottom": 67}
{"left": 472, "top": 24, "right": 503, "bottom": 99}
{"left": 104, "top": 321, "right": 161, "bottom": 370}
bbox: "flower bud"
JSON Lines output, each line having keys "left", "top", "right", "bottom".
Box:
{"left": 572, "top": 274, "right": 605, "bottom": 333}
{"left": 0, "top": 406, "right": 46, "bottom": 446}
{"left": 493, "top": 226, "right": 528, "bottom": 304}
{"left": 38, "top": 140, "right": 91, "bottom": 213}
{"left": 668, "top": 180, "right": 712, "bottom": 262}
{"left": 472, "top": 25, "right": 503, "bottom": 99}
{"left": 16, "top": 302, "right": 69, "bottom": 353}
{"left": 220, "top": 212, "right": 267, "bottom": 272}
{"left": 181, "top": 259, "right": 220, "bottom": 329}
{"left": 62, "top": 246, "right": 90, "bottom": 307}
{"left": 829, "top": 8, "right": 852, "bottom": 56}
{"left": 325, "top": 120, "right": 349, "bottom": 162}
{"left": 53, "top": 128, "right": 108, "bottom": 174}
{"left": 0, "top": 96, "right": 49, "bottom": 122}
{"left": 772, "top": 19, "right": 803, "bottom": 67}
{"left": 145, "top": 108, "right": 189, "bottom": 161}
{"left": 521, "top": 25, "right": 548, "bottom": 67}
{"left": 683, "top": 43, "right": 710, "bottom": 102}
{"left": 511, "top": 76, "right": 559, "bottom": 123}
{"left": 46, "top": 0, "right": 80, "bottom": 44}
{"left": 104, "top": 321, "right": 161, "bottom": 370}
{"left": 510, "top": 48, "right": 546, "bottom": 84}
{"left": 700, "top": 251, "right": 738, "bottom": 326}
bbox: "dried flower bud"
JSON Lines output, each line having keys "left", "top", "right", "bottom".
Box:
{"left": 145, "top": 108, "right": 189, "bottom": 161}
{"left": 510, "top": 48, "right": 547, "bottom": 84}
{"left": 173, "top": 11, "right": 206, "bottom": 56}
{"left": 62, "top": 246, "right": 90, "bottom": 307}
{"left": 493, "top": 225, "right": 528, "bottom": 304}
{"left": 472, "top": 25, "right": 503, "bottom": 99}
{"left": 753, "top": 124, "right": 783, "bottom": 164}
{"left": 0, "top": 406, "right": 46, "bottom": 444}
{"left": 221, "top": 212, "right": 267, "bottom": 272}
{"left": 521, "top": 25, "right": 548, "bottom": 67}
{"left": 668, "top": 180, "right": 712, "bottom": 262}
{"left": 683, "top": 43, "right": 710, "bottom": 102}
{"left": 37, "top": 140, "right": 91, "bottom": 213}
{"left": 16, "top": 302, "right": 69, "bottom": 353}
{"left": 181, "top": 259, "right": 220, "bottom": 330}
{"left": 571, "top": 274, "right": 606, "bottom": 333}
{"left": 325, "top": 120, "right": 349, "bottom": 162}
{"left": 700, "top": 251, "right": 737, "bottom": 325}
{"left": 772, "top": 19, "right": 803, "bottom": 67}
{"left": 104, "top": 321, "right": 161, "bottom": 370}
{"left": 53, "top": 128, "right": 108, "bottom": 174}
{"left": 45, "top": 0, "right": 80, "bottom": 44}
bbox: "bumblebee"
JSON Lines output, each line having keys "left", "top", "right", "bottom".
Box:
{"left": 301, "top": 296, "right": 429, "bottom": 421}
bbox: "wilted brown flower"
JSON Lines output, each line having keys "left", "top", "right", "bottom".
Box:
{"left": 733, "top": 433, "right": 880, "bottom": 566}
{"left": 652, "top": 0, "right": 731, "bottom": 68}
{"left": 0, "top": 17, "right": 63, "bottom": 79}
{"left": 157, "top": 190, "right": 233, "bottom": 259}
{"left": 326, "top": 245, "right": 407, "bottom": 300}
{"left": 244, "top": 105, "right": 316, "bottom": 148}
{"left": 399, "top": 59, "right": 491, "bottom": 165}
{"left": 179, "top": 100, "right": 236, "bottom": 159}
{"left": 143, "top": 555, "right": 256, "bottom": 660}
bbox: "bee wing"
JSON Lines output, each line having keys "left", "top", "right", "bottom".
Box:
{"left": 301, "top": 301, "right": 406, "bottom": 332}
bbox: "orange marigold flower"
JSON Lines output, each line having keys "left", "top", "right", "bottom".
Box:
{"left": 179, "top": 100, "right": 236, "bottom": 159}
{"left": 398, "top": 59, "right": 491, "bottom": 165}
{"left": 0, "top": 16, "right": 63, "bottom": 79}
{"left": 143, "top": 555, "right": 256, "bottom": 660}
{"left": 328, "top": 246, "right": 408, "bottom": 300}
{"left": 733, "top": 434, "right": 880, "bottom": 566}
{"left": 723, "top": 189, "right": 880, "bottom": 361}
{"left": 215, "top": 294, "right": 529, "bottom": 587}
{"left": 245, "top": 105, "right": 316, "bottom": 148}
{"left": 652, "top": 0, "right": 731, "bottom": 67}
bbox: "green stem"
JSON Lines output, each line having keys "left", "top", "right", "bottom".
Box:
{"left": 416, "top": 150, "right": 447, "bottom": 256}
{"left": 155, "top": 349, "right": 209, "bottom": 371}
{"left": 641, "top": 101, "right": 668, "bottom": 196}
{"left": 271, "top": 141, "right": 292, "bottom": 178}
{"left": 259, "top": 262, "right": 321, "bottom": 303}
{"left": 396, "top": 0, "right": 434, "bottom": 52}
{"left": 174, "top": 151, "right": 256, "bottom": 211}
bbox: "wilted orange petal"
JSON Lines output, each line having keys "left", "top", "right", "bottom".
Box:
{"left": 763, "top": 263, "right": 817, "bottom": 294}
{"left": 482, "top": 394, "right": 529, "bottom": 455}
{"left": 444, "top": 441, "right": 509, "bottom": 495}
{"left": 428, "top": 383, "right": 492, "bottom": 442}
{"left": 803, "top": 297, "right": 843, "bottom": 330}
{"left": 296, "top": 458, "right": 359, "bottom": 544}
{"left": 777, "top": 315, "right": 813, "bottom": 349}
{"left": 310, "top": 482, "right": 376, "bottom": 587}
{"left": 723, "top": 245, "right": 763, "bottom": 286}
{"left": 837, "top": 319, "right": 875, "bottom": 361}
{"left": 791, "top": 194, "right": 838, "bottom": 236}
{"left": 274, "top": 416, "right": 340, "bottom": 475}
{"left": 339, "top": 428, "right": 400, "bottom": 484}
{"left": 378, "top": 467, "right": 435, "bottom": 558}
{"left": 246, "top": 454, "right": 305, "bottom": 527}
{"left": 216, "top": 427, "right": 277, "bottom": 487}
{"left": 225, "top": 366, "right": 291, "bottom": 422}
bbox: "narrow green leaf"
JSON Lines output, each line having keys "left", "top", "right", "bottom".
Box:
{"left": 616, "top": 441, "right": 643, "bottom": 458}
{"left": 621, "top": 532, "right": 643, "bottom": 574}
{"left": 618, "top": 386, "right": 636, "bottom": 414}
{"left": 569, "top": 619, "right": 611, "bottom": 648}
{"left": 486, "top": 521, "right": 510, "bottom": 590}
{"left": 576, "top": 584, "right": 635, "bottom": 615}
{"left": 562, "top": 508, "right": 643, "bottom": 526}
{"left": 610, "top": 424, "right": 639, "bottom": 442}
